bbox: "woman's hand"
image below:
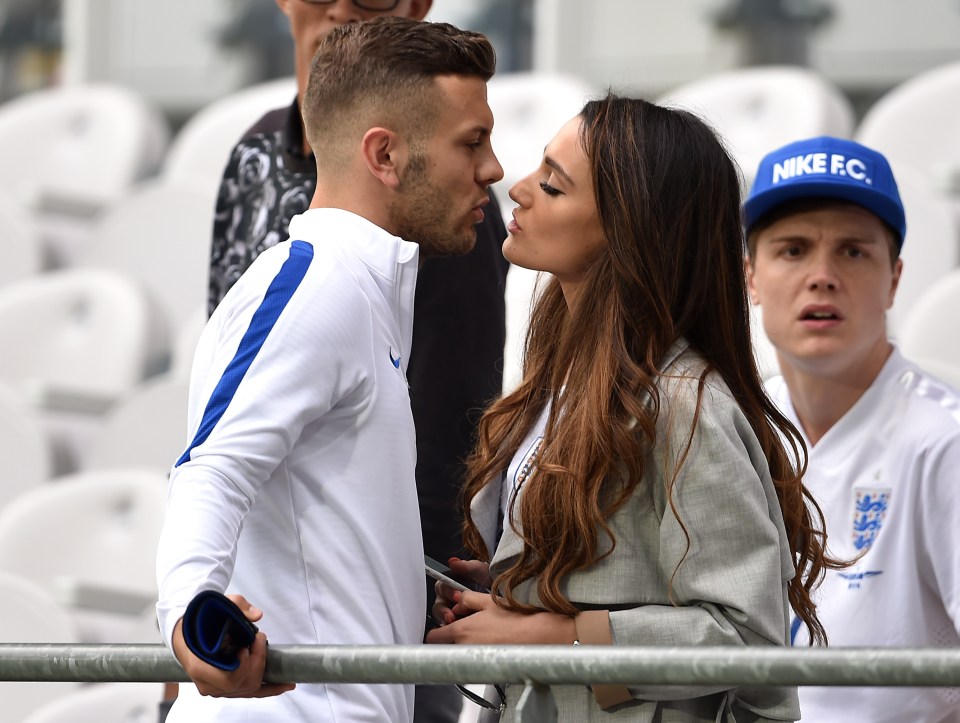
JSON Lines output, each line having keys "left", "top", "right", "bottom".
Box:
{"left": 171, "top": 594, "right": 296, "bottom": 699}
{"left": 426, "top": 589, "right": 577, "bottom": 645}
{"left": 431, "top": 558, "right": 491, "bottom": 626}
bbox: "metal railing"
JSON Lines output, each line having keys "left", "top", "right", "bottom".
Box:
{"left": 3, "top": 645, "right": 960, "bottom": 722}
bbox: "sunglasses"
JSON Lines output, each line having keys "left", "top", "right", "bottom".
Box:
{"left": 424, "top": 616, "right": 506, "bottom": 713}
{"left": 300, "top": 0, "right": 402, "bottom": 10}
{"left": 458, "top": 683, "right": 506, "bottom": 713}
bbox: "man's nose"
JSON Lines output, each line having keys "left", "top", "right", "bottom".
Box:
{"left": 806, "top": 256, "right": 839, "bottom": 291}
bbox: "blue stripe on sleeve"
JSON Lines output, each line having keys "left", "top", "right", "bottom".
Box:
{"left": 175, "top": 241, "right": 314, "bottom": 467}
{"left": 789, "top": 615, "right": 802, "bottom": 645}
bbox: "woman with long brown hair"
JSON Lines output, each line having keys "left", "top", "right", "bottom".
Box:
{"left": 426, "top": 94, "right": 839, "bottom": 722}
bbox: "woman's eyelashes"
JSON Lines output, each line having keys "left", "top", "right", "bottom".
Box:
{"left": 539, "top": 180, "right": 562, "bottom": 196}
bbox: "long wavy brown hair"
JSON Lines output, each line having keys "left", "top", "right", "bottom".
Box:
{"left": 461, "top": 94, "right": 841, "bottom": 645}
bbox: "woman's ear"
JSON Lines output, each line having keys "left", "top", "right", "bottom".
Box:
{"left": 360, "top": 127, "right": 404, "bottom": 189}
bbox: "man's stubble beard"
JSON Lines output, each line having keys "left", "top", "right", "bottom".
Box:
{"left": 388, "top": 151, "right": 477, "bottom": 258}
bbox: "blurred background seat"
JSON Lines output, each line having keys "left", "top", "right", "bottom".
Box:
{"left": 0, "top": 188, "right": 43, "bottom": 285}
{"left": 0, "top": 468, "right": 169, "bottom": 643}
{"left": 160, "top": 75, "right": 297, "bottom": 203}
{"left": 897, "top": 268, "right": 960, "bottom": 373}
{"left": 0, "top": 83, "right": 170, "bottom": 266}
{"left": 0, "top": 269, "right": 159, "bottom": 411}
{"left": 170, "top": 306, "right": 207, "bottom": 379}
{"left": 658, "top": 65, "right": 855, "bottom": 189}
{"left": 21, "top": 682, "right": 165, "bottom": 723}
{"left": 0, "top": 572, "right": 82, "bottom": 723}
{"left": 749, "top": 302, "right": 781, "bottom": 381}
{"left": 78, "top": 180, "right": 213, "bottom": 345}
{"left": 0, "top": 268, "right": 165, "bottom": 470}
{"left": 85, "top": 374, "right": 189, "bottom": 473}
{"left": 885, "top": 161, "right": 960, "bottom": 339}
{"left": 856, "top": 59, "right": 960, "bottom": 226}
{"left": 0, "top": 379, "right": 53, "bottom": 511}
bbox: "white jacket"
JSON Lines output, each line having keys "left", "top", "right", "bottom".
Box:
{"left": 157, "top": 208, "right": 424, "bottom": 722}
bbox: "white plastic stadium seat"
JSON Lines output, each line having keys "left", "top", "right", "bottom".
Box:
{"left": 897, "top": 268, "right": 960, "bottom": 371}
{"left": 886, "top": 161, "right": 960, "bottom": 338}
{"left": 0, "top": 468, "right": 169, "bottom": 643}
{"left": 0, "top": 572, "right": 82, "bottom": 722}
{"left": 80, "top": 179, "right": 214, "bottom": 336}
{"left": 0, "top": 188, "right": 44, "bottom": 287}
{"left": 161, "top": 76, "right": 298, "bottom": 199}
{"left": 0, "top": 83, "right": 169, "bottom": 216}
{"left": 0, "top": 379, "right": 53, "bottom": 511}
{"left": 907, "top": 357, "right": 960, "bottom": 391}
{"left": 0, "top": 269, "right": 162, "bottom": 414}
{"left": 170, "top": 305, "right": 207, "bottom": 379}
{"left": 856, "top": 59, "right": 960, "bottom": 200}
{"left": 658, "top": 66, "right": 855, "bottom": 188}
{"left": 86, "top": 374, "right": 189, "bottom": 473}
{"left": 22, "top": 682, "right": 165, "bottom": 723}
{"left": 749, "top": 302, "right": 781, "bottom": 381}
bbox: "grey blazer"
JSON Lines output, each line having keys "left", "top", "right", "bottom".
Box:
{"left": 471, "top": 342, "right": 801, "bottom": 722}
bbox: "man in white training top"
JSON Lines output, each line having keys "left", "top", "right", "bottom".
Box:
{"left": 156, "top": 17, "right": 502, "bottom": 722}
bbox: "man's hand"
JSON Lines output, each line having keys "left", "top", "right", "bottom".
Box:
{"left": 171, "top": 594, "right": 296, "bottom": 698}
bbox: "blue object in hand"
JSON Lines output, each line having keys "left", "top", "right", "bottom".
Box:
{"left": 181, "top": 590, "right": 259, "bottom": 671}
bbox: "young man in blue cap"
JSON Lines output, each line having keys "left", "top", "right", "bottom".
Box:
{"left": 744, "top": 136, "right": 960, "bottom": 723}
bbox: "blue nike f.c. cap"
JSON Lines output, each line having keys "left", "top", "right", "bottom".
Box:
{"left": 743, "top": 136, "right": 906, "bottom": 249}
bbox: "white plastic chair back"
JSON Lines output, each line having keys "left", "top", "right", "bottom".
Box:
{"left": 80, "top": 180, "right": 213, "bottom": 336}
{"left": 0, "top": 572, "right": 81, "bottom": 722}
{"left": 86, "top": 374, "right": 189, "bottom": 473}
{"left": 749, "top": 302, "right": 781, "bottom": 381}
{"left": 907, "top": 357, "right": 960, "bottom": 391}
{"left": 897, "top": 268, "right": 960, "bottom": 369}
{"left": 0, "top": 269, "right": 159, "bottom": 411}
{"left": 171, "top": 305, "right": 207, "bottom": 379}
{"left": 0, "top": 84, "right": 169, "bottom": 215}
{"left": 22, "top": 683, "right": 164, "bottom": 723}
{"left": 161, "top": 76, "right": 298, "bottom": 198}
{"left": 857, "top": 60, "right": 960, "bottom": 198}
{"left": 0, "top": 380, "right": 53, "bottom": 511}
{"left": 0, "top": 189, "right": 43, "bottom": 287}
{"left": 0, "top": 468, "right": 168, "bottom": 642}
{"left": 658, "top": 66, "right": 855, "bottom": 189}
{"left": 887, "top": 161, "right": 960, "bottom": 337}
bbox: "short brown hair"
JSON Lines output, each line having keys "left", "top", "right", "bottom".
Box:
{"left": 745, "top": 197, "right": 900, "bottom": 267}
{"left": 303, "top": 16, "right": 495, "bottom": 174}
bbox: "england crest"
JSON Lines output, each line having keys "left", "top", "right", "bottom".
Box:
{"left": 852, "top": 488, "right": 890, "bottom": 552}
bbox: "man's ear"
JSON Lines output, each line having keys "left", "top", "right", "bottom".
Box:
{"left": 887, "top": 257, "right": 904, "bottom": 309}
{"left": 744, "top": 255, "right": 760, "bottom": 305}
{"left": 360, "top": 127, "right": 404, "bottom": 189}
{"left": 406, "top": 0, "right": 433, "bottom": 21}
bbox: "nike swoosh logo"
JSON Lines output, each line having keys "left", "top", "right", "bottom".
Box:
{"left": 389, "top": 347, "right": 401, "bottom": 369}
